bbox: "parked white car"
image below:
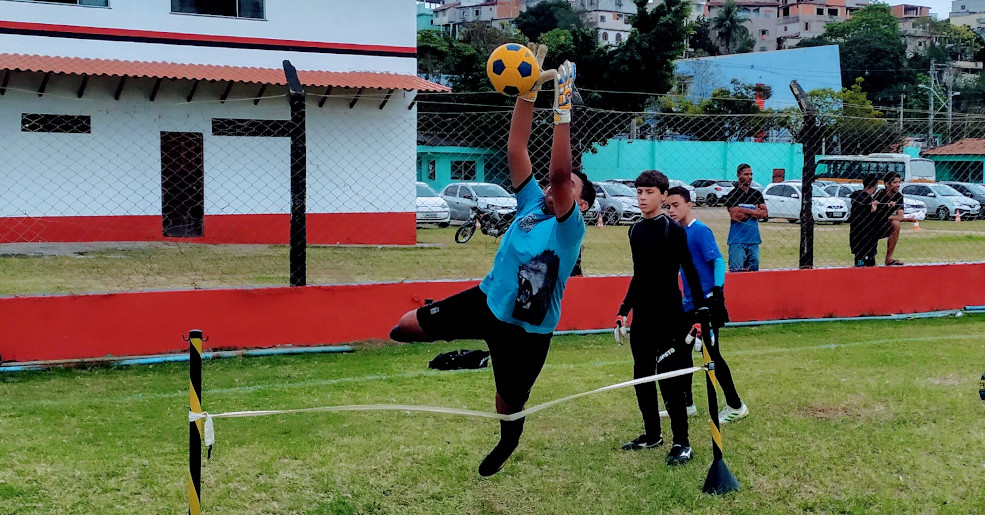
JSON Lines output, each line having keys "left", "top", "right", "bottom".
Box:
{"left": 762, "top": 182, "right": 848, "bottom": 223}
{"left": 900, "top": 183, "right": 981, "bottom": 220}
{"left": 690, "top": 179, "right": 734, "bottom": 206}
{"left": 823, "top": 183, "right": 927, "bottom": 221}
{"left": 416, "top": 182, "right": 450, "bottom": 227}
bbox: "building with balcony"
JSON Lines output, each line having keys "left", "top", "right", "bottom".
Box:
{"left": 704, "top": 0, "right": 782, "bottom": 52}
{"left": 776, "top": 0, "right": 869, "bottom": 49}
{"left": 432, "top": 0, "right": 522, "bottom": 38}
{"left": 892, "top": 4, "right": 935, "bottom": 57}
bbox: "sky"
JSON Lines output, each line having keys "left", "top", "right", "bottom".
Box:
{"left": 921, "top": 0, "right": 953, "bottom": 19}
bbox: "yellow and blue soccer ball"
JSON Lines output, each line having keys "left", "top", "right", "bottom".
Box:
{"left": 486, "top": 43, "right": 540, "bottom": 96}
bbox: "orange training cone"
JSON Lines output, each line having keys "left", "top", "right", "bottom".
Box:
{"left": 597, "top": 214, "right": 604, "bottom": 227}
{"left": 913, "top": 220, "right": 921, "bottom": 231}
{"left": 955, "top": 210, "right": 962, "bottom": 223}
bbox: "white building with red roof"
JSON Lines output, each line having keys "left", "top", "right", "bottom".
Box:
{"left": 0, "top": 0, "right": 447, "bottom": 245}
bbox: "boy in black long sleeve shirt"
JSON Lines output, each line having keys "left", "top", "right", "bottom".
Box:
{"left": 615, "top": 170, "right": 705, "bottom": 466}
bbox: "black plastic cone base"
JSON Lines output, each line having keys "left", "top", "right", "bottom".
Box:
{"left": 702, "top": 458, "right": 741, "bottom": 495}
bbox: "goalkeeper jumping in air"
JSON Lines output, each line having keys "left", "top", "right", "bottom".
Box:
{"left": 389, "top": 47, "right": 595, "bottom": 477}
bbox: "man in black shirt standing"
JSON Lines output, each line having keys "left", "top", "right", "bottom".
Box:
{"left": 721, "top": 164, "right": 768, "bottom": 271}
{"left": 872, "top": 171, "right": 916, "bottom": 266}
{"left": 615, "top": 170, "right": 705, "bottom": 466}
{"left": 849, "top": 174, "right": 880, "bottom": 267}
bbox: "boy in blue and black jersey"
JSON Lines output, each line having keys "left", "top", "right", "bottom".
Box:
{"left": 665, "top": 186, "right": 749, "bottom": 425}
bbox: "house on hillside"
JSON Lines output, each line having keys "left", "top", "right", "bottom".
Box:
{"left": 0, "top": 0, "right": 447, "bottom": 246}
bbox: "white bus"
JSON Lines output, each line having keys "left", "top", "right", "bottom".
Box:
{"left": 815, "top": 153, "right": 936, "bottom": 183}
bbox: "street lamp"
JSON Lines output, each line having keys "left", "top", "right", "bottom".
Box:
{"left": 918, "top": 84, "right": 960, "bottom": 146}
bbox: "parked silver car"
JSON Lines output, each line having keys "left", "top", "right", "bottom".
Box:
{"left": 584, "top": 198, "right": 601, "bottom": 226}
{"left": 900, "top": 183, "right": 981, "bottom": 220}
{"left": 595, "top": 181, "right": 642, "bottom": 225}
{"left": 690, "top": 179, "right": 735, "bottom": 206}
{"left": 941, "top": 181, "right": 985, "bottom": 206}
{"left": 416, "top": 182, "right": 450, "bottom": 227}
{"left": 610, "top": 178, "right": 696, "bottom": 203}
{"left": 440, "top": 182, "right": 516, "bottom": 223}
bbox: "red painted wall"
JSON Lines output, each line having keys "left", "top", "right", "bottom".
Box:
{"left": 0, "top": 213, "right": 416, "bottom": 245}
{"left": 2, "top": 263, "right": 983, "bottom": 362}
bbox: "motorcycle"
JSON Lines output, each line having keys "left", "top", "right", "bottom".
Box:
{"left": 454, "top": 204, "right": 516, "bottom": 243}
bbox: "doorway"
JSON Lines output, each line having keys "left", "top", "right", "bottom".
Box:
{"left": 160, "top": 132, "right": 205, "bottom": 237}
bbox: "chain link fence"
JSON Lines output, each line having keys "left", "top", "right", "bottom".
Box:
{"left": 1, "top": 82, "right": 983, "bottom": 296}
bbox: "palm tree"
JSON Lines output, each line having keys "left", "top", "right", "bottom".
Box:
{"left": 711, "top": 0, "right": 751, "bottom": 54}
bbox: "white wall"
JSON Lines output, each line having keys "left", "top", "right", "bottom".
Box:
{"left": 0, "top": 0, "right": 415, "bottom": 73}
{"left": 0, "top": 74, "right": 417, "bottom": 218}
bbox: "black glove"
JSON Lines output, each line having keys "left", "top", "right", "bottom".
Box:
{"left": 709, "top": 286, "right": 729, "bottom": 329}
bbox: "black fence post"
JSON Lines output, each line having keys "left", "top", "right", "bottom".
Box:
{"left": 283, "top": 60, "right": 307, "bottom": 287}
{"left": 791, "top": 81, "right": 818, "bottom": 269}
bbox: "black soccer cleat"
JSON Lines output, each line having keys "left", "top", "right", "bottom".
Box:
{"left": 478, "top": 439, "right": 520, "bottom": 477}
{"left": 665, "top": 444, "right": 693, "bottom": 466}
{"left": 620, "top": 434, "right": 664, "bottom": 451}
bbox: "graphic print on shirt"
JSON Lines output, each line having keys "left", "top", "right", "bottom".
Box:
{"left": 513, "top": 250, "right": 560, "bottom": 324}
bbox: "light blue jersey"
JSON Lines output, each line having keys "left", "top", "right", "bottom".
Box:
{"left": 479, "top": 178, "right": 586, "bottom": 334}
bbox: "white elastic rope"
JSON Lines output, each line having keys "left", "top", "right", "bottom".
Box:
{"left": 187, "top": 366, "right": 702, "bottom": 445}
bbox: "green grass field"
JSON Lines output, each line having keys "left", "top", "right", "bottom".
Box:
{"left": 3, "top": 316, "right": 985, "bottom": 513}
{"left": 0, "top": 208, "right": 982, "bottom": 295}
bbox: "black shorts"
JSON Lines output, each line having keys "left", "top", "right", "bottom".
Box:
{"left": 417, "top": 286, "right": 552, "bottom": 408}
{"left": 880, "top": 221, "right": 894, "bottom": 239}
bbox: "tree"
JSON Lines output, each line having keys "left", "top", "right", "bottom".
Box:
{"left": 711, "top": 0, "right": 752, "bottom": 54}
{"left": 514, "top": 0, "right": 588, "bottom": 42}
{"left": 807, "top": 78, "right": 903, "bottom": 154}
{"left": 796, "top": 4, "right": 910, "bottom": 107}
{"left": 656, "top": 79, "right": 781, "bottom": 141}
{"left": 688, "top": 16, "right": 719, "bottom": 57}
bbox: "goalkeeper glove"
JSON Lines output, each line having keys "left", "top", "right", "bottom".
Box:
{"left": 553, "top": 60, "right": 575, "bottom": 124}
{"left": 518, "top": 44, "right": 557, "bottom": 103}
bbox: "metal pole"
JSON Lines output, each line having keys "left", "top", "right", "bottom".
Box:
{"left": 188, "top": 329, "right": 204, "bottom": 515}
{"left": 283, "top": 60, "right": 307, "bottom": 287}
{"left": 899, "top": 94, "right": 904, "bottom": 131}
{"left": 946, "top": 67, "right": 954, "bottom": 144}
{"left": 697, "top": 307, "right": 740, "bottom": 495}
{"left": 790, "top": 80, "right": 817, "bottom": 269}
{"left": 928, "top": 60, "right": 935, "bottom": 146}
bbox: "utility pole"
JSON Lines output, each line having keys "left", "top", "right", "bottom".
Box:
{"left": 900, "top": 93, "right": 904, "bottom": 131}
{"left": 945, "top": 65, "right": 954, "bottom": 144}
{"left": 928, "top": 59, "right": 935, "bottom": 147}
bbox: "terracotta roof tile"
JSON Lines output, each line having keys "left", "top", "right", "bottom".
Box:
{"left": 922, "top": 138, "right": 985, "bottom": 156}
{"left": 0, "top": 52, "right": 450, "bottom": 92}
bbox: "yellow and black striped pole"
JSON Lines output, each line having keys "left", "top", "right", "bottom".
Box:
{"left": 188, "top": 329, "right": 204, "bottom": 515}
{"left": 697, "top": 307, "right": 740, "bottom": 495}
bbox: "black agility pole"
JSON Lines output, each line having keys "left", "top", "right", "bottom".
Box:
{"left": 697, "top": 307, "right": 740, "bottom": 495}
{"left": 188, "top": 329, "right": 205, "bottom": 515}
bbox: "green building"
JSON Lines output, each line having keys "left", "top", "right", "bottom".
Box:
{"left": 921, "top": 139, "right": 985, "bottom": 183}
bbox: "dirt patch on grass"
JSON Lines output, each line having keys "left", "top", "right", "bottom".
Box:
{"left": 927, "top": 374, "right": 963, "bottom": 386}
{"left": 796, "top": 402, "right": 887, "bottom": 420}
